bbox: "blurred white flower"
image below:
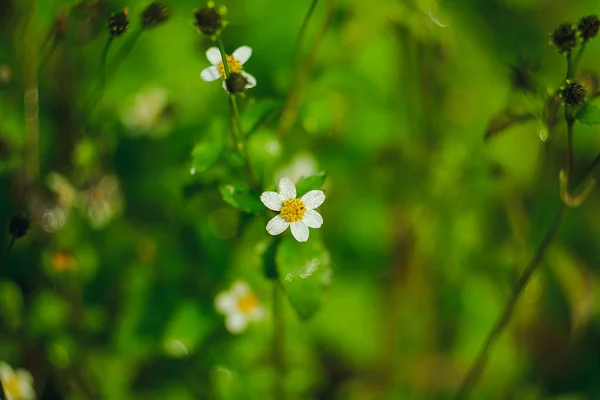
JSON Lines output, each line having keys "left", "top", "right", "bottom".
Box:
{"left": 0, "top": 361, "right": 35, "bottom": 400}
{"left": 260, "top": 177, "right": 325, "bottom": 242}
{"left": 121, "top": 87, "right": 171, "bottom": 137}
{"left": 215, "top": 281, "right": 264, "bottom": 334}
{"left": 79, "top": 175, "right": 124, "bottom": 229}
{"left": 200, "top": 46, "right": 257, "bottom": 92}
{"left": 275, "top": 152, "right": 318, "bottom": 183}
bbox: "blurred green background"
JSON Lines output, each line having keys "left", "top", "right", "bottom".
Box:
{"left": 2, "top": 0, "right": 600, "bottom": 399}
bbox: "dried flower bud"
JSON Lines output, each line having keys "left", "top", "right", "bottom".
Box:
{"left": 509, "top": 57, "right": 540, "bottom": 93}
{"left": 9, "top": 215, "right": 31, "bottom": 238}
{"left": 108, "top": 9, "right": 129, "bottom": 37}
{"left": 578, "top": 15, "right": 600, "bottom": 41}
{"left": 194, "top": 3, "right": 226, "bottom": 36}
{"left": 141, "top": 2, "right": 170, "bottom": 29}
{"left": 225, "top": 72, "right": 249, "bottom": 94}
{"left": 561, "top": 81, "right": 586, "bottom": 105}
{"left": 551, "top": 23, "right": 578, "bottom": 53}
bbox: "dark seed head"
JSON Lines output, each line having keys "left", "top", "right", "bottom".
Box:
{"left": 225, "top": 72, "right": 249, "bottom": 94}
{"left": 9, "top": 215, "right": 31, "bottom": 238}
{"left": 562, "top": 81, "right": 586, "bottom": 105}
{"left": 552, "top": 23, "right": 578, "bottom": 53}
{"left": 194, "top": 6, "right": 222, "bottom": 36}
{"left": 108, "top": 9, "right": 129, "bottom": 37}
{"left": 141, "top": 2, "right": 170, "bottom": 29}
{"left": 578, "top": 15, "right": 600, "bottom": 40}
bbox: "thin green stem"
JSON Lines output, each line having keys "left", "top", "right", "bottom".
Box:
{"left": 566, "top": 106, "right": 574, "bottom": 178}
{"left": 215, "top": 38, "right": 259, "bottom": 189}
{"left": 571, "top": 42, "right": 587, "bottom": 79}
{"left": 22, "top": 0, "right": 39, "bottom": 184}
{"left": 292, "top": 0, "right": 320, "bottom": 66}
{"left": 454, "top": 150, "right": 600, "bottom": 399}
{"left": 565, "top": 50, "right": 573, "bottom": 80}
{"left": 273, "top": 281, "right": 286, "bottom": 400}
{"left": 3, "top": 237, "right": 16, "bottom": 267}
{"left": 99, "top": 36, "right": 114, "bottom": 91}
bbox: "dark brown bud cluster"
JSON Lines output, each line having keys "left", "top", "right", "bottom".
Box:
{"left": 141, "top": 2, "right": 170, "bottom": 29}
{"left": 578, "top": 15, "right": 600, "bottom": 41}
{"left": 551, "top": 23, "right": 578, "bottom": 53}
{"left": 108, "top": 9, "right": 129, "bottom": 37}
{"left": 561, "top": 81, "right": 586, "bottom": 105}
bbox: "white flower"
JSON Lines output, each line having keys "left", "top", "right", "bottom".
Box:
{"left": 215, "top": 281, "right": 264, "bottom": 334}
{"left": 0, "top": 362, "right": 35, "bottom": 400}
{"left": 121, "top": 87, "right": 171, "bottom": 137}
{"left": 200, "top": 46, "right": 257, "bottom": 92}
{"left": 260, "top": 177, "right": 325, "bottom": 242}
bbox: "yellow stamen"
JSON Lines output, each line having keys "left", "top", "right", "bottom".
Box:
{"left": 237, "top": 293, "right": 258, "bottom": 314}
{"left": 3, "top": 375, "right": 22, "bottom": 397}
{"left": 218, "top": 54, "right": 242, "bottom": 77}
{"left": 280, "top": 198, "right": 306, "bottom": 223}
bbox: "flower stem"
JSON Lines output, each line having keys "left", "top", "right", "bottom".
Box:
{"left": 273, "top": 281, "right": 286, "bottom": 400}
{"left": 566, "top": 106, "right": 575, "bottom": 178}
{"left": 22, "top": 0, "right": 39, "bottom": 185}
{"left": 453, "top": 151, "right": 600, "bottom": 399}
{"left": 277, "top": 0, "right": 336, "bottom": 138}
{"left": 215, "top": 37, "right": 259, "bottom": 189}
{"left": 565, "top": 50, "right": 573, "bottom": 80}
{"left": 571, "top": 42, "right": 587, "bottom": 79}
{"left": 292, "top": 0, "right": 320, "bottom": 66}
{"left": 3, "top": 237, "right": 16, "bottom": 269}
{"left": 99, "top": 36, "right": 114, "bottom": 92}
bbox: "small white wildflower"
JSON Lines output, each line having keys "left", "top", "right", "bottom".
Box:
{"left": 215, "top": 281, "right": 264, "bottom": 334}
{"left": 121, "top": 87, "right": 171, "bottom": 137}
{"left": 0, "top": 361, "right": 35, "bottom": 400}
{"left": 260, "top": 177, "right": 325, "bottom": 242}
{"left": 79, "top": 175, "right": 124, "bottom": 229}
{"left": 200, "top": 46, "right": 256, "bottom": 92}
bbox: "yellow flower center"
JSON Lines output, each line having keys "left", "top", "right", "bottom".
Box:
{"left": 280, "top": 198, "right": 306, "bottom": 223}
{"left": 218, "top": 54, "right": 242, "bottom": 77}
{"left": 3, "top": 375, "right": 22, "bottom": 397}
{"left": 237, "top": 293, "right": 258, "bottom": 314}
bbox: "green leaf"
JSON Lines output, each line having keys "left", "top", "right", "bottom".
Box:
{"left": 163, "top": 302, "right": 212, "bottom": 357}
{"left": 575, "top": 104, "right": 600, "bottom": 125}
{"left": 219, "top": 184, "right": 264, "bottom": 213}
{"left": 276, "top": 236, "right": 332, "bottom": 320}
{"left": 241, "top": 99, "right": 282, "bottom": 135}
{"left": 190, "top": 120, "right": 226, "bottom": 175}
{"left": 484, "top": 110, "right": 535, "bottom": 141}
{"left": 295, "top": 173, "right": 327, "bottom": 195}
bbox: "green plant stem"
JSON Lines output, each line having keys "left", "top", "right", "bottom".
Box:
{"left": 99, "top": 36, "right": 114, "bottom": 91}
{"left": 571, "top": 42, "right": 587, "bottom": 79}
{"left": 215, "top": 38, "right": 259, "bottom": 189}
{"left": 565, "top": 50, "right": 573, "bottom": 80}
{"left": 273, "top": 281, "right": 286, "bottom": 400}
{"left": 454, "top": 151, "right": 600, "bottom": 400}
{"left": 277, "top": 0, "right": 336, "bottom": 138}
{"left": 292, "top": 0, "right": 320, "bottom": 66}
{"left": 566, "top": 106, "right": 574, "bottom": 178}
{"left": 22, "top": 0, "right": 39, "bottom": 185}
{"left": 3, "top": 237, "right": 16, "bottom": 268}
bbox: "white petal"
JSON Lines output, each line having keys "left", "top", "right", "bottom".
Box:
{"left": 290, "top": 221, "right": 309, "bottom": 242}
{"left": 233, "top": 46, "right": 252, "bottom": 65}
{"left": 231, "top": 281, "right": 250, "bottom": 297}
{"left": 222, "top": 79, "right": 229, "bottom": 93}
{"left": 0, "top": 362, "right": 13, "bottom": 382}
{"left": 206, "top": 47, "right": 222, "bottom": 65}
{"left": 301, "top": 190, "right": 325, "bottom": 210}
{"left": 16, "top": 369, "right": 33, "bottom": 385}
{"left": 302, "top": 209, "right": 323, "bottom": 228}
{"left": 266, "top": 215, "right": 289, "bottom": 236}
{"left": 260, "top": 191, "right": 284, "bottom": 211}
{"left": 19, "top": 381, "right": 35, "bottom": 400}
{"left": 250, "top": 306, "right": 265, "bottom": 321}
{"left": 278, "top": 177, "right": 296, "bottom": 200}
{"left": 215, "top": 292, "right": 235, "bottom": 314}
{"left": 241, "top": 71, "right": 257, "bottom": 89}
{"left": 201, "top": 66, "right": 221, "bottom": 82}
{"left": 225, "top": 313, "right": 248, "bottom": 334}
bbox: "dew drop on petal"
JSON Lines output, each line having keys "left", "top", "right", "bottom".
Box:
{"left": 539, "top": 129, "right": 548, "bottom": 141}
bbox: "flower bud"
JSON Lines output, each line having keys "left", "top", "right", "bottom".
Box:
{"left": 141, "top": 2, "right": 170, "bottom": 29}
{"left": 9, "top": 215, "right": 31, "bottom": 238}
{"left": 561, "top": 81, "right": 586, "bottom": 105}
{"left": 108, "top": 9, "right": 129, "bottom": 37}
{"left": 551, "top": 23, "right": 578, "bottom": 53}
{"left": 194, "top": 3, "right": 226, "bottom": 36}
{"left": 578, "top": 15, "right": 600, "bottom": 41}
{"left": 225, "top": 72, "right": 249, "bottom": 94}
